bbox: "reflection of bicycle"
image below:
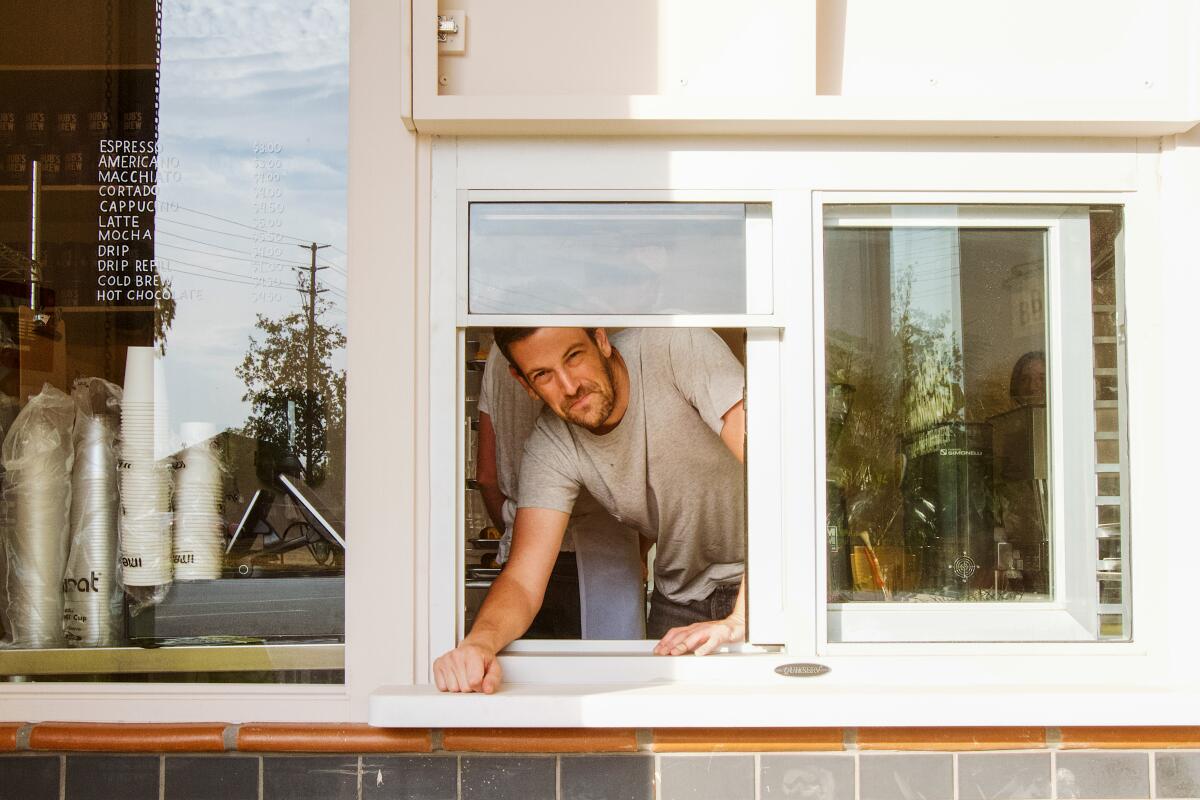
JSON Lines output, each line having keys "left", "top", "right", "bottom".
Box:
{"left": 227, "top": 474, "right": 345, "bottom": 575}
{"left": 256, "top": 520, "right": 340, "bottom": 567}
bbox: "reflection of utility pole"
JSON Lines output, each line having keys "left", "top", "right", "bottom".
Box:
{"left": 297, "top": 242, "right": 330, "bottom": 481}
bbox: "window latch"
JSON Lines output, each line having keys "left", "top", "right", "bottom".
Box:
{"left": 437, "top": 12, "right": 466, "bottom": 54}
{"left": 436, "top": 15, "right": 458, "bottom": 39}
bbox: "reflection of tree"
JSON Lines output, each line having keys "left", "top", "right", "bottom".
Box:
{"left": 235, "top": 291, "right": 345, "bottom": 486}
{"left": 893, "top": 269, "right": 963, "bottom": 436}
{"left": 153, "top": 276, "right": 176, "bottom": 355}
{"left": 827, "top": 267, "right": 963, "bottom": 549}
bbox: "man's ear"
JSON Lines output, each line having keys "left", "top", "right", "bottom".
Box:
{"left": 593, "top": 327, "right": 613, "bottom": 358}
{"left": 509, "top": 364, "right": 539, "bottom": 400}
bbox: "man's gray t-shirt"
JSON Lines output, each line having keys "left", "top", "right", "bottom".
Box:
{"left": 518, "top": 328, "right": 745, "bottom": 604}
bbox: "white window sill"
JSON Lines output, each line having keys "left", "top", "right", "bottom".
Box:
{"left": 370, "top": 653, "right": 1200, "bottom": 728}
{"left": 369, "top": 681, "right": 1200, "bottom": 728}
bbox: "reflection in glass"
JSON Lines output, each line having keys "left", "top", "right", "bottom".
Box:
{"left": 0, "top": 0, "right": 347, "bottom": 681}
{"left": 824, "top": 214, "right": 1052, "bottom": 603}
{"left": 469, "top": 203, "right": 761, "bottom": 314}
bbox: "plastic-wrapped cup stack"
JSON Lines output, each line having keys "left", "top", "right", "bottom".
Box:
{"left": 118, "top": 347, "right": 173, "bottom": 587}
{"left": 172, "top": 422, "right": 225, "bottom": 580}
{"left": 1, "top": 385, "right": 76, "bottom": 648}
{"left": 63, "top": 379, "right": 124, "bottom": 647}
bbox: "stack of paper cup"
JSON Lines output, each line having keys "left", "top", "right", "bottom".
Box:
{"left": 172, "top": 422, "right": 225, "bottom": 580}
{"left": 118, "top": 347, "right": 173, "bottom": 587}
{"left": 1, "top": 385, "right": 75, "bottom": 647}
{"left": 63, "top": 379, "right": 124, "bottom": 647}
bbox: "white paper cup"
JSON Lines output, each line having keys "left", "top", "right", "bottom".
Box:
{"left": 122, "top": 347, "right": 158, "bottom": 404}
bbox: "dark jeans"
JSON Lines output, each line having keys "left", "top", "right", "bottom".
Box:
{"left": 522, "top": 552, "right": 582, "bottom": 639}
{"left": 646, "top": 583, "right": 740, "bottom": 639}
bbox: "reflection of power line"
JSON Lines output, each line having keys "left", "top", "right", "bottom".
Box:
{"left": 159, "top": 218, "right": 261, "bottom": 242}
{"left": 157, "top": 229, "right": 250, "bottom": 254}
{"left": 156, "top": 240, "right": 313, "bottom": 269}
{"left": 159, "top": 258, "right": 343, "bottom": 309}
{"left": 160, "top": 267, "right": 266, "bottom": 288}
{"left": 173, "top": 205, "right": 323, "bottom": 245}
{"left": 152, "top": 241, "right": 347, "bottom": 294}
{"left": 156, "top": 217, "right": 348, "bottom": 280}
{"left": 472, "top": 281, "right": 580, "bottom": 313}
{"left": 158, "top": 256, "right": 263, "bottom": 281}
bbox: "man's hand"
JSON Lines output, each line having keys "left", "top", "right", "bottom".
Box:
{"left": 653, "top": 613, "right": 745, "bottom": 657}
{"left": 432, "top": 642, "right": 503, "bottom": 693}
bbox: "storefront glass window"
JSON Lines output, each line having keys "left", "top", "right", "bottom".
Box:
{"left": 0, "top": 0, "right": 347, "bottom": 681}
{"left": 824, "top": 205, "right": 1128, "bottom": 642}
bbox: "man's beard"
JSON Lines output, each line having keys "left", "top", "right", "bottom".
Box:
{"left": 559, "top": 355, "right": 617, "bottom": 431}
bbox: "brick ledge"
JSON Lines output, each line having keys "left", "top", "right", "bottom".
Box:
{"left": 2, "top": 724, "right": 1200, "bottom": 753}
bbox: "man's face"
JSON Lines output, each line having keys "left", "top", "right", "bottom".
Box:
{"left": 508, "top": 328, "right": 617, "bottom": 431}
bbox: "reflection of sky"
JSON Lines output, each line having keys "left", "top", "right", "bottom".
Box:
{"left": 469, "top": 204, "right": 748, "bottom": 314}
{"left": 889, "top": 227, "right": 960, "bottom": 338}
{"left": 155, "top": 0, "right": 347, "bottom": 438}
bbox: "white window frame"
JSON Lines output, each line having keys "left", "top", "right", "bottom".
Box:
{"left": 427, "top": 164, "right": 791, "bottom": 665}
{"left": 374, "top": 136, "right": 1198, "bottom": 728}
{"left": 818, "top": 202, "right": 1109, "bottom": 644}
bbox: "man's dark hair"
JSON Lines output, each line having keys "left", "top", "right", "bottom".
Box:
{"left": 492, "top": 327, "right": 599, "bottom": 373}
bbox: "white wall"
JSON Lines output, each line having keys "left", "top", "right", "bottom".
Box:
{"left": 436, "top": 0, "right": 1182, "bottom": 101}
{"left": 435, "top": 0, "right": 814, "bottom": 98}
{"left": 416, "top": 0, "right": 1197, "bottom": 135}
{"left": 826, "top": 0, "right": 1179, "bottom": 100}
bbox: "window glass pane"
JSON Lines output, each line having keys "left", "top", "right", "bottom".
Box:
{"left": 1092, "top": 311, "right": 1116, "bottom": 337}
{"left": 1096, "top": 439, "right": 1120, "bottom": 464}
{"left": 468, "top": 203, "right": 768, "bottom": 314}
{"left": 1093, "top": 343, "right": 1117, "bottom": 370}
{"left": 824, "top": 204, "right": 1130, "bottom": 643}
{"left": 0, "top": 1, "right": 346, "bottom": 682}
{"left": 825, "top": 217, "right": 1051, "bottom": 603}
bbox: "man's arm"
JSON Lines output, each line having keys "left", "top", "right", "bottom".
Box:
{"left": 475, "top": 411, "right": 508, "bottom": 529}
{"left": 718, "top": 399, "right": 745, "bottom": 462}
{"left": 432, "top": 506, "right": 569, "bottom": 693}
{"left": 654, "top": 399, "right": 748, "bottom": 656}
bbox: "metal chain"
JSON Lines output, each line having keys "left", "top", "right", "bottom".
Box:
{"left": 103, "top": 0, "right": 115, "bottom": 375}
{"left": 153, "top": 0, "right": 164, "bottom": 353}
{"left": 104, "top": 0, "right": 113, "bottom": 128}
{"left": 155, "top": 0, "right": 162, "bottom": 138}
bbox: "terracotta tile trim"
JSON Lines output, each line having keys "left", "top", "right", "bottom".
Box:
{"left": 651, "top": 728, "right": 844, "bottom": 753}
{"left": 1059, "top": 726, "right": 1200, "bottom": 750}
{"left": 858, "top": 727, "right": 1046, "bottom": 751}
{"left": 4, "top": 724, "right": 1200, "bottom": 753}
{"left": 28, "top": 723, "right": 227, "bottom": 753}
{"left": 443, "top": 728, "right": 637, "bottom": 753}
{"left": 0, "top": 723, "right": 21, "bottom": 752}
{"left": 236, "top": 723, "right": 431, "bottom": 753}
